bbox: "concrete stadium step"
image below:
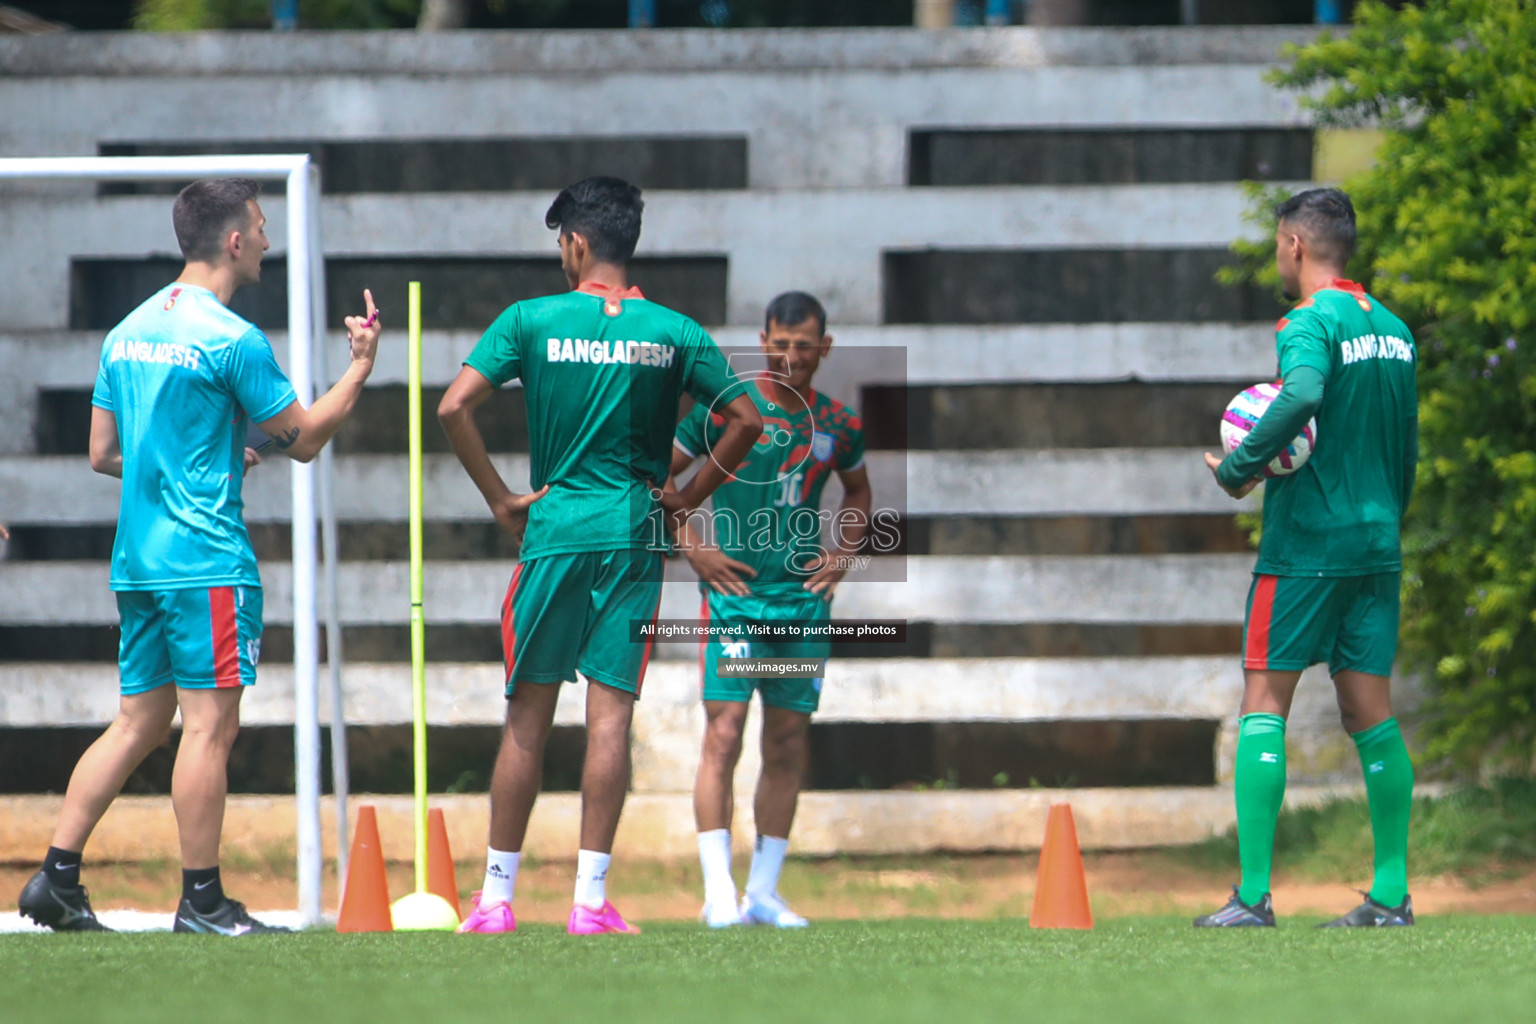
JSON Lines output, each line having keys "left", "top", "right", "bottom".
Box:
{"left": 4, "top": 514, "right": 1251, "bottom": 566}
{"left": 0, "top": 656, "right": 1255, "bottom": 728}
{"left": 0, "top": 785, "right": 1368, "bottom": 861}
{"left": 0, "top": 448, "right": 1260, "bottom": 524}
{"left": 0, "top": 322, "right": 1278, "bottom": 391}
{"left": 0, "top": 26, "right": 1323, "bottom": 81}
{"left": 24, "top": 380, "right": 1266, "bottom": 455}
{"left": 6, "top": 184, "right": 1281, "bottom": 329}
{"left": 104, "top": 126, "right": 1309, "bottom": 196}
{"left": 909, "top": 126, "right": 1313, "bottom": 186}
{"left": 1, "top": 30, "right": 1315, "bottom": 209}
{"left": 0, "top": 553, "right": 1257, "bottom": 627}
{"left": 0, "top": 659, "right": 1419, "bottom": 790}
{"left": 20, "top": 183, "right": 1268, "bottom": 257}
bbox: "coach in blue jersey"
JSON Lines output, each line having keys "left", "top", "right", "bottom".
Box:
{"left": 17, "top": 178, "right": 382, "bottom": 935}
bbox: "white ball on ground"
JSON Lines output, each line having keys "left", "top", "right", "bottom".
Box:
{"left": 390, "top": 891, "right": 460, "bottom": 931}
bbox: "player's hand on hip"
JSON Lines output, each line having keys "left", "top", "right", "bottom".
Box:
{"left": 243, "top": 447, "right": 262, "bottom": 476}
{"left": 1205, "top": 451, "right": 1259, "bottom": 499}
{"left": 685, "top": 545, "right": 756, "bottom": 597}
{"left": 491, "top": 485, "right": 550, "bottom": 540}
{"left": 343, "top": 288, "right": 382, "bottom": 367}
{"left": 651, "top": 482, "right": 698, "bottom": 541}
{"left": 802, "top": 552, "right": 850, "bottom": 596}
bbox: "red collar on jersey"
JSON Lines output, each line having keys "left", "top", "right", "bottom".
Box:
{"left": 576, "top": 281, "right": 645, "bottom": 300}
{"left": 753, "top": 377, "right": 819, "bottom": 411}
{"left": 1326, "top": 277, "right": 1366, "bottom": 295}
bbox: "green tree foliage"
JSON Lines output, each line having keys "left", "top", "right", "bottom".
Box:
{"left": 1252, "top": 0, "right": 1536, "bottom": 771}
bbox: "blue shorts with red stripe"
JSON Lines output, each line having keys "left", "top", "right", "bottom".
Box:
{"left": 1242, "top": 572, "right": 1400, "bottom": 677}
{"left": 115, "top": 585, "right": 263, "bottom": 695}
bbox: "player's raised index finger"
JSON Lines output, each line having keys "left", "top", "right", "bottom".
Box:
{"left": 362, "top": 288, "right": 376, "bottom": 315}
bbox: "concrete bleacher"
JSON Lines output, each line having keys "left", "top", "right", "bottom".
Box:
{"left": 0, "top": 25, "right": 1409, "bottom": 859}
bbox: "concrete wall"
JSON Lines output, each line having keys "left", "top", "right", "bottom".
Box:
{"left": 0, "top": 26, "right": 1408, "bottom": 853}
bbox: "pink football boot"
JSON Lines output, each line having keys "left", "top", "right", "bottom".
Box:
{"left": 567, "top": 901, "right": 641, "bottom": 935}
{"left": 456, "top": 891, "right": 516, "bottom": 934}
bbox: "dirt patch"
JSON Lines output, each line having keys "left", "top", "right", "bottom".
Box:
{"left": 5, "top": 852, "right": 1534, "bottom": 923}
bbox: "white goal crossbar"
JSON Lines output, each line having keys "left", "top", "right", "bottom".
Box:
{"left": 0, "top": 155, "right": 346, "bottom": 928}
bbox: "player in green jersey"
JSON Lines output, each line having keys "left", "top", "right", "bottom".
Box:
{"left": 667, "top": 292, "right": 872, "bottom": 928}
{"left": 439, "top": 178, "right": 762, "bottom": 935}
{"left": 1197, "top": 188, "right": 1419, "bottom": 928}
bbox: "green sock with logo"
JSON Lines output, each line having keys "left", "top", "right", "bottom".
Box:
{"left": 1353, "top": 716, "right": 1413, "bottom": 907}
{"left": 1234, "top": 712, "right": 1287, "bottom": 906}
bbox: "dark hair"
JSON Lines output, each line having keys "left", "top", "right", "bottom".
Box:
{"left": 544, "top": 176, "right": 644, "bottom": 264}
{"left": 764, "top": 291, "right": 826, "bottom": 335}
{"left": 172, "top": 178, "right": 260, "bottom": 262}
{"left": 1276, "top": 187, "right": 1356, "bottom": 266}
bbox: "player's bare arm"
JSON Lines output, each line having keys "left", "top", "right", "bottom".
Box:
{"left": 658, "top": 392, "right": 762, "bottom": 536}
{"left": 88, "top": 406, "right": 123, "bottom": 479}
{"left": 437, "top": 364, "right": 548, "bottom": 539}
{"left": 666, "top": 445, "right": 756, "bottom": 597}
{"left": 804, "top": 463, "right": 873, "bottom": 595}
{"left": 253, "top": 289, "right": 382, "bottom": 463}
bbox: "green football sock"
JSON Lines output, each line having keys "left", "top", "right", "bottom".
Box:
{"left": 1234, "top": 712, "right": 1287, "bottom": 906}
{"left": 1353, "top": 717, "right": 1413, "bottom": 907}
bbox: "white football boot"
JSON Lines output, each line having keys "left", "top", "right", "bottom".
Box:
{"left": 701, "top": 898, "right": 743, "bottom": 928}
{"left": 739, "top": 891, "right": 808, "bottom": 928}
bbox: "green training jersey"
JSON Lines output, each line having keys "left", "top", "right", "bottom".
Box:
{"left": 675, "top": 379, "right": 865, "bottom": 594}
{"left": 465, "top": 282, "right": 738, "bottom": 561}
{"left": 1254, "top": 278, "right": 1419, "bottom": 577}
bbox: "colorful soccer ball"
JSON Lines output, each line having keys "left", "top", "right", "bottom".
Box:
{"left": 1219, "top": 382, "right": 1316, "bottom": 478}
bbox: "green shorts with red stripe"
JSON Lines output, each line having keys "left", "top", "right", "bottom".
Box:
{"left": 501, "top": 548, "right": 664, "bottom": 698}
{"left": 699, "top": 589, "right": 831, "bottom": 714}
{"left": 1242, "top": 572, "right": 1400, "bottom": 677}
{"left": 116, "top": 585, "right": 263, "bottom": 695}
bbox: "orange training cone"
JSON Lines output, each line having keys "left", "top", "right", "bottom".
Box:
{"left": 1029, "top": 803, "right": 1093, "bottom": 929}
{"left": 426, "top": 807, "right": 461, "bottom": 921}
{"left": 337, "top": 804, "right": 394, "bottom": 932}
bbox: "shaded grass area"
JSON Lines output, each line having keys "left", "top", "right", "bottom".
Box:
{"left": 5, "top": 917, "right": 1534, "bottom": 1024}
{"left": 1167, "top": 778, "right": 1536, "bottom": 883}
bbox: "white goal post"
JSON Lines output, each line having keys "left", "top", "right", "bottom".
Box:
{"left": 0, "top": 155, "right": 347, "bottom": 928}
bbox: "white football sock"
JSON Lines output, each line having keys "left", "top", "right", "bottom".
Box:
{"left": 746, "top": 835, "right": 789, "bottom": 899}
{"left": 574, "top": 849, "right": 611, "bottom": 910}
{"left": 697, "top": 829, "right": 736, "bottom": 906}
{"left": 481, "top": 848, "right": 520, "bottom": 907}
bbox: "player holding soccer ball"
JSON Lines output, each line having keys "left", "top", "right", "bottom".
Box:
{"left": 1197, "top": 188, "right": 1419, "bottom": 928}
{"left": 17, "top": 179, "right": 382, "bottom": 935}
{"left": 439, "top": 178, "right": 762, "bottom": 936}
{"left": 667, "top": 292, "right": 871, "bottom": 928}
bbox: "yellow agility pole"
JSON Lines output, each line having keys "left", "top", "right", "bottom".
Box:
{"left": 389, "top": 281, "right": 458, "bottom": 930}
{"left": 409, "top": 280, "right": 428, "bottom": 893}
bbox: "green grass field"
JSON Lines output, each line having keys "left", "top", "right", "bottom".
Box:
{"left": 7, "top": 916, "right": 1534, "bottom": 1024}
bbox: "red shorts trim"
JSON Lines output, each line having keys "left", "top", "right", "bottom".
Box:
{"left": 1244, "top": 574, "right": 1278, "bottom": 670}
{"left": 209, "top": 586, "right": 241, "bottom": 687}
{"left": 500, "top": 563, "right": 525, "bottom": 680}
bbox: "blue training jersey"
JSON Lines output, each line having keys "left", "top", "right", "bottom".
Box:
{"left": 91, "top": 283, "right": 297, "bottom": 592}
